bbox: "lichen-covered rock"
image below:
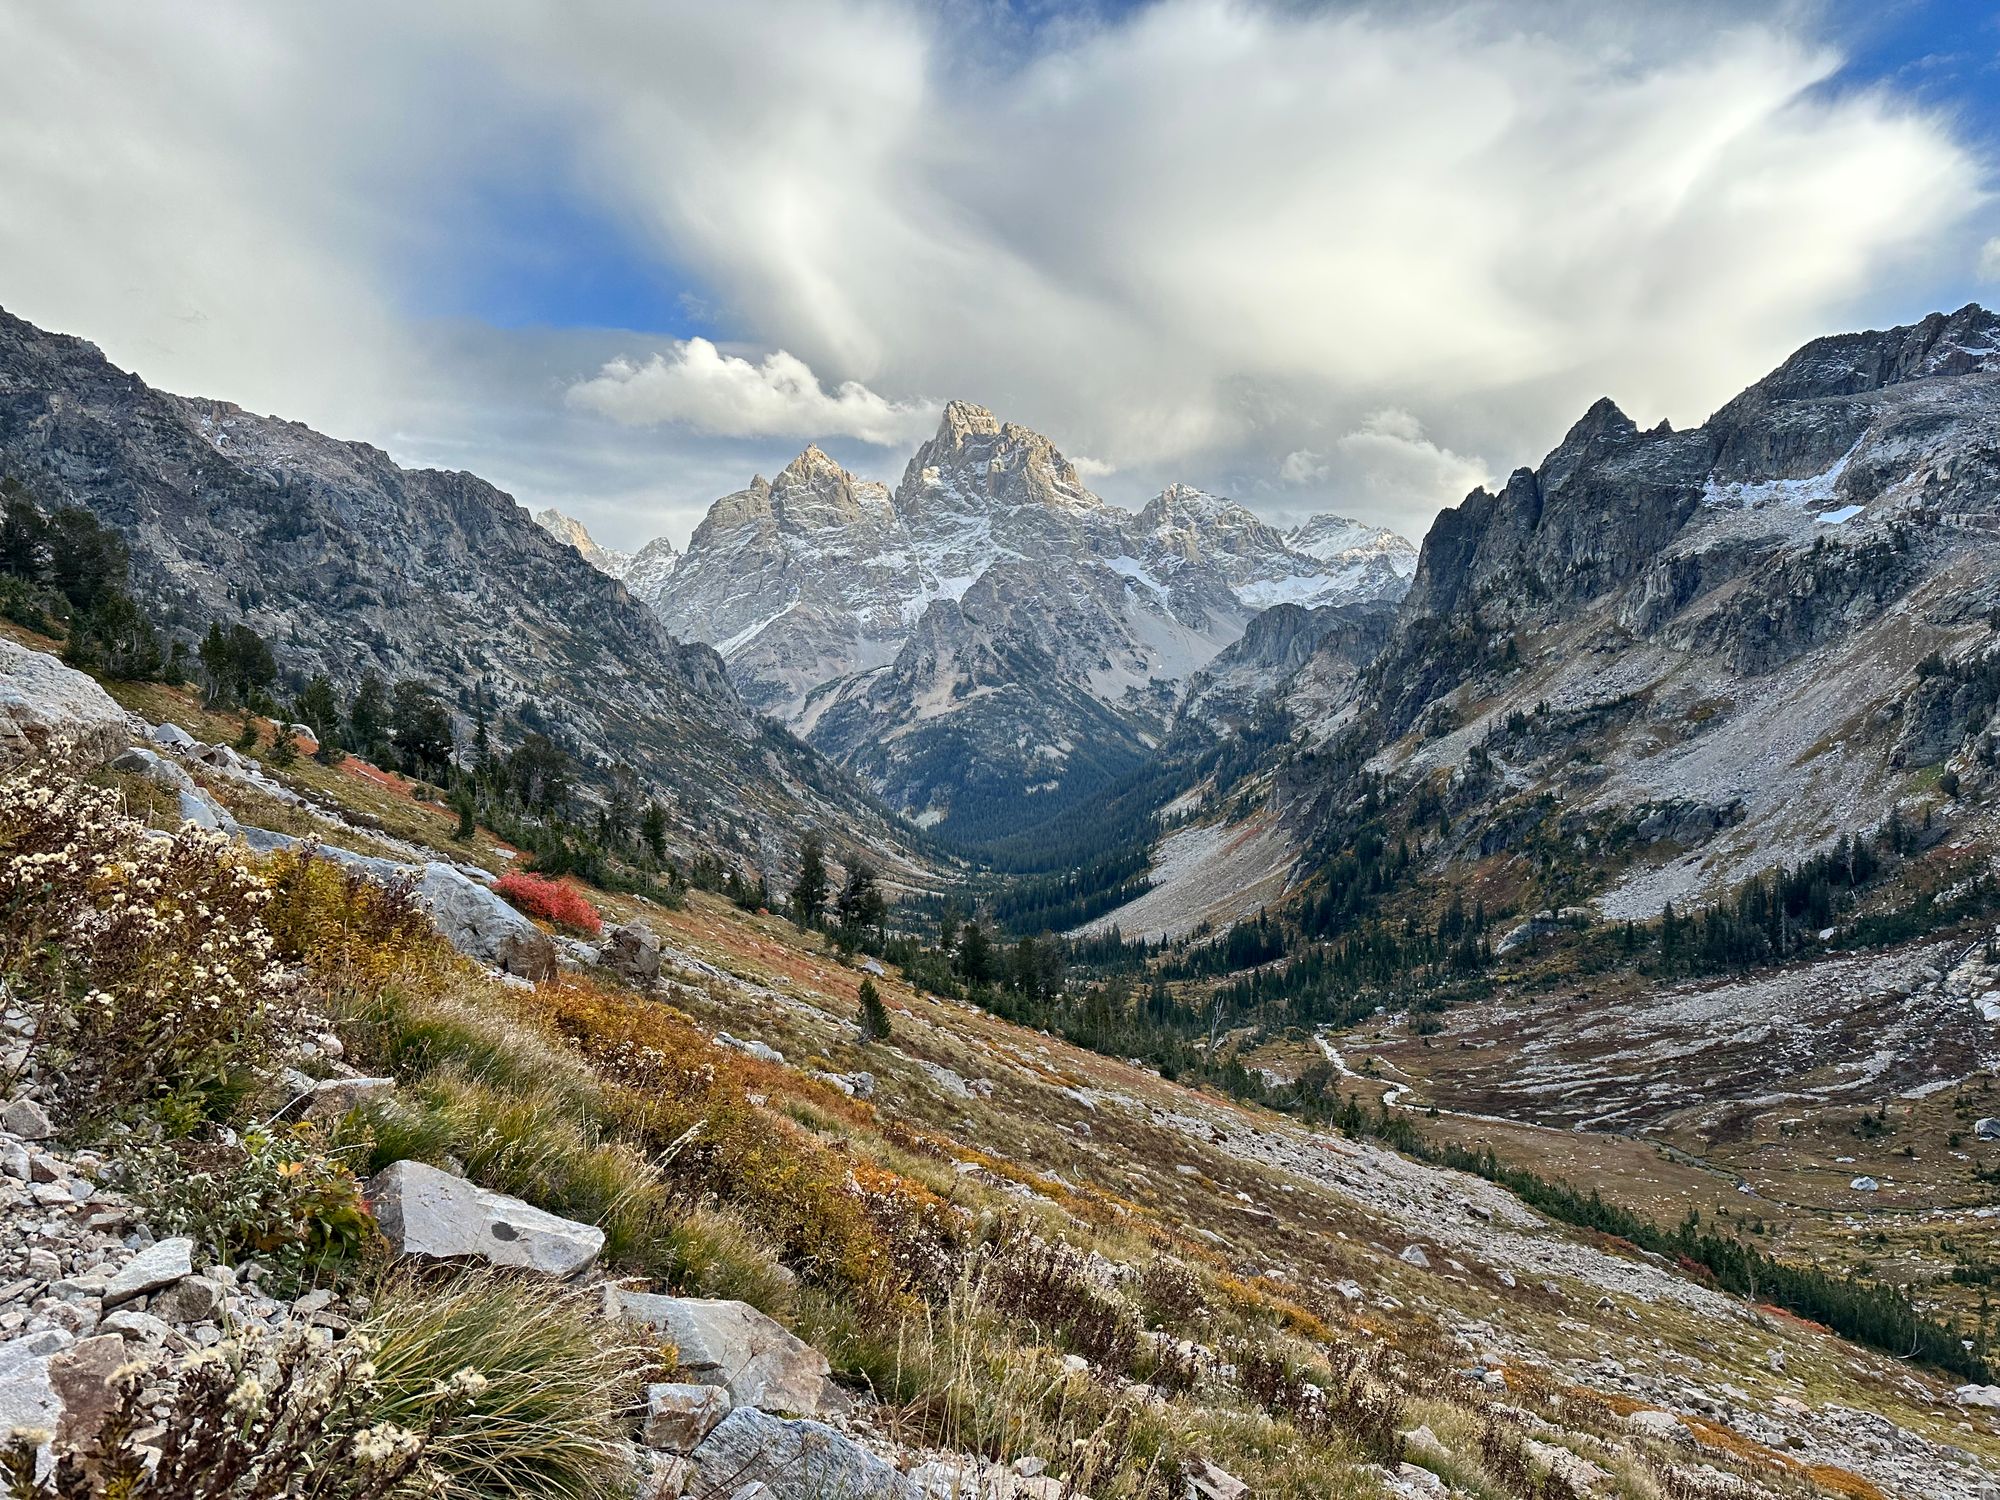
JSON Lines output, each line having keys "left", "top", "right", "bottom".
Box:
{"left": 367, "top": 1160, "right": 602, "bottom": 1277}
{"left": 0, "top": 639, "right": 128, "bottom": 769}
{"left": 691, "top": 1407, "right": 916, "bottom": 1500}
{"left": 606, "top": 1291, "right": 830, "bottom": 1417}
{"left": 640, "top": 1382, "right": 732, "bottom": 1454}
{"left": 601, "top": 922, "right": 662, "bottom": 983}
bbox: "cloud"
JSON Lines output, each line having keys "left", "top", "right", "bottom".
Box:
{"left": 1981, "top": 237, "right": 2000, "bottom": 283}
{"left": 1333, "top": 410, "right": 1493, "bottom": 517}
{"left": 0, "top": 1, "right": 1990, "bottom": 545}
{"left": 1070, "top": 455, "right": 1118, "bottom": 480}
{"left": 1279, "top": 450, "right": 1329, "bottom": 487}
{"left": 567, "top": 338, "right": 937, "bottom": 445}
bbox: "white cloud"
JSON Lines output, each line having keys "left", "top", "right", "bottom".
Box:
{"left": 567, "top": 338, "right": 937, "bottom": 445}
{"left": 1071, "top": 455, "right": 1118, "bottom": 480}
{"left": 1981, "top": 237, "right": 2000, "bottom": 283}
{"left": 0, "top": 1, "right": 1989, "bottom": 544}
{"left": 1279, "top": 450, "right": 1329, "bottom": 486}
{"left": 1333, "top": 410, "right": 1493, "bottom": 518}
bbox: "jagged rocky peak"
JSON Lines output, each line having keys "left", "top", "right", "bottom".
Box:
{"left": 621, "top": 535, "right": 682, "bottom": 608}
{"left": 1286, "top": 513, "right": 1419, "bottom": 573}
{"left": 898, "top": 399, "right": 1102, "bottom": 516}
{"left": 533, "top": 508, "right": 633, "bottom": 580}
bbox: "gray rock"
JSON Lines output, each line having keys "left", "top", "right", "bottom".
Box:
{"left": 109, "top": 745, "right": 195, "bottom": 792}
{"left": 49, "top": 1334, "right": 125, "bottom": 1451}
{"left": 367, "top": 1160, "right": 602, "bottom": 1277}
{"left": 149, "top": 722, "right": 198, "bottom": 750}
{"left": 606, "top": 1291, "right": 830, "bottom": 1417}
{"left": 149, "top": 1275, "right": 224, "bottom": 1323}
{"left": 602, "top": 922, "right": 663, "bottom": 983}
{"left": 99, "top": 1309, "right": 175, "bottom": 1346}
{"left": 0, "top": 1334, "right": 64, "bottom": 1473}
{"left": 1849, "top": 1176, "right": 1879, "bottom": 1193}
{"left": 2, "top": 1098, "right": 54, "bottom": 1140}
{"left": 175, "top": 786, "right": 240, "bottom": 835}
{"left": 641, "top": 1382, "right": 732, "bottom": 1454}
{"left": 1976, "top": 1118, "right": 2000, "bottom": 1142}
{"left": 691, "top": 1407, "right": 917, "bottom": 1500}
{"left": 103, "top": 1238, "right": 195, "bottom": 1304}
{"left": 417, "top": 864, "right": 558, "bottom": 981}
{"left": 1183, "top": 1458, "right": 1249, "bottom": 1500}
{"left": 0, "top": 638, "right": 129, "bottom": 770}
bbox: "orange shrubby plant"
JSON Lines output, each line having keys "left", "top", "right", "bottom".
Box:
{"left": 492, "top": 871, "right": 600, "bottom": 936}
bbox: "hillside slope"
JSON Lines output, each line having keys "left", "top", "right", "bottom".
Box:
{"left": 0, "top": 306, "right": 921, "bottom": 879}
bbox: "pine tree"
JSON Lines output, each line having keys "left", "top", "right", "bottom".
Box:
{"left": 791, "top": 832, "right": 829, "bottom": 925}
{"left": 857, "top": 977, "right": 892, "bottom": 1043}
{"left": 268, "top": 722, "right": 299, "bottom": 768}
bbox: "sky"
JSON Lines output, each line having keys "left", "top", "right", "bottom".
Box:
{"left": 1, "top": 0, "right": 1996, "bottom": 552}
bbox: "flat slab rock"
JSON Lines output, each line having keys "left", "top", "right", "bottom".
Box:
{"left": 692, "top": 1406, "right": 916, "bottom": 1500}
{"left": 606, "top": 1289, "right": 830, "bottom": 1417}
{"left": 368, "top": 1160, "right": 603, "bottom": 1277}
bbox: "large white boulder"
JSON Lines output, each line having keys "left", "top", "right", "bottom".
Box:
{"left": 0, "top": 638, "right": 129, "bottom": 769}
{"left": 367, "top": 1160, "right": 602, "bottom": 1277}
{"left": 417, "top": 863, "right": 557, "bottom": 980}
{"left": 606, "top": 1291, "right": 830, "bottom": 1417}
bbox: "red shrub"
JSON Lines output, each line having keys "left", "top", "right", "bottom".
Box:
{"left": 493, "top": 871, "right": 602, "bottom": 936}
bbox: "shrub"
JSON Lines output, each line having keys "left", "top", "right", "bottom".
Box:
{"left": 1, "top": 1327, "right": 466, "bottom": 1500}
{"left": 126, "top": 1123, "right": 377, "bottom": 1287}
{"left": 361, "top": 1270, "right": 646, "bottom": 1500}
{"left": 0, "top": 765, "right": 302, "bottom": 1131}
{"left": 493, "top": 872, "right": 601, "bottom": 936}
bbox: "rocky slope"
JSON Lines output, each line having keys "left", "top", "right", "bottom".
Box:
{"left": 646, "top": 404, "right": 1414, "bottom": 843}
{"left": 1328, "top": 302, "right": 2000, "bottom": 915}
{"left": 6, "top": 650, "right": 1989, "bottom": 1500}
{"left": 1091, "top": 304, "right": 2000, "bottom": 938}
{"left": 0, "top": 306, "right": 914, "bottom": 879}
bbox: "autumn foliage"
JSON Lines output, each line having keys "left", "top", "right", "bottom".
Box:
{"left": 493, "top": 871, "right": 602, "bottom": 935}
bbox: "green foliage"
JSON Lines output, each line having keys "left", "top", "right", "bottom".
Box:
{"left": 857, "top": 977, "right": 892, "bottom": 1043}
{"left": 200, "top": 621, "right": 278, "bottom": 707}
{"left": 791, "top": 830, "right": 829, "bottom": 924}
{"left": 128, "top": 1124, "right": 376, "bottom": 1287}
{"left": 0, "top": 486, "right": 169, "bottom": 681}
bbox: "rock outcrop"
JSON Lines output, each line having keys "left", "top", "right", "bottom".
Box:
{"left": 0, "top": 638, "right": 129, "bottom": 769}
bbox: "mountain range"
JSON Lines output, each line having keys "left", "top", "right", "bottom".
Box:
{"left": 540, "top": 402, "right": 1415, "bottom": 844}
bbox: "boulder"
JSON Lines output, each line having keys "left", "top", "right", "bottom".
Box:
{"left": 606, "top": 1291, "right": 829, "bottom": 1417}
{"left": 1626, "top": 1409, "right": 1692, "bottom": 1442}
{"left": 0, "top": 1332, "right": 66, "bottom": 1470}
{"left": 1849, "top": 1176, "right": 1879, "bottom": 1193}
{"left": 2, "top": 1097, "right": 54, "bottom": 1140}
{"left": 1976, "top": 1118, "right": 2000, "bottom": 1142}
{"left": 1183, "top": 1457, "right": 1249, "bottom": 1500}
{"left": 641, "top": 1382, "right": 732, "bottom": 1453}
{"left": 50, "top": 1335, "right": 126, "bottom": 1450}
{"left": 367, "top": 1160, "right": 603, "bottom": 1277}
{"left": 417, "top": 863, "right": 558, "bottom": 980}
{"left": 0, "top": 639, "right": 129, "bottom": 770}
{"left": 691, "top": 1407, "right": 917, "bottom": 1500}
{"left": 103, "top": 1238, "right": 196, "bottom": 1304}
{"left": 276, "top": 1071, "right": 396, "bottom": 1122}
{"left": 149, "top": 1275, "right": 224, "bottom": 1323}
{"left": 1955, "top": 1383, "right": 2000, "bottom": 1408}
{"left": 602, "top": 922, "right": 663, "bottom": 983}
{"left": 109, "top": 745, "right": 195, "bottom": 792}
{"left": 149, "top": 722, "right": 198, "bottom": 750}
{"left": 177, "top": 786, "right": 240, "bottom": 835}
